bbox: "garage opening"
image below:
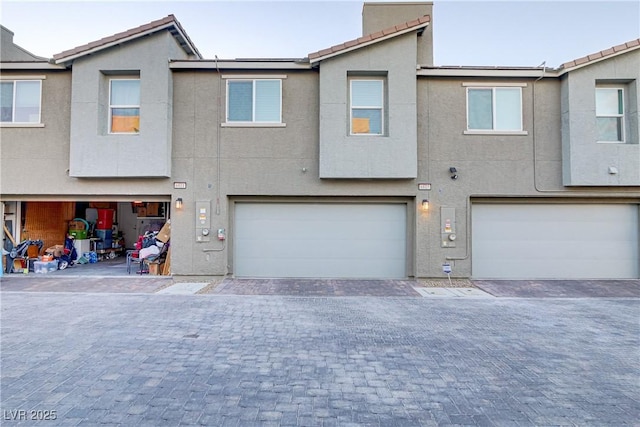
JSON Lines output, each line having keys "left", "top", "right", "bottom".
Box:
{"left": 234, "top": 202, "right": 407, "bottom": 279}
{"left": 472, "top": 203, "right": 639, "bottom": 279}
{"left": 2, "top": 201, "right": 171, "bottom": 277}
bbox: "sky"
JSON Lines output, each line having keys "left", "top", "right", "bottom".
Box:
{"left": 1, "top": 0, "right": 639, "bottom": 68}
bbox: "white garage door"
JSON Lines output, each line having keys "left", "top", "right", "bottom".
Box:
{"left": 472, "top": 204, "right": 639, "bottom": 279}
{"left": 234, "top": 203, "right": 407, "bottom": 278}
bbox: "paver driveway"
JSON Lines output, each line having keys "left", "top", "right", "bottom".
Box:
{"left": 1, "top": 291, "right": 638, "bottom": 426}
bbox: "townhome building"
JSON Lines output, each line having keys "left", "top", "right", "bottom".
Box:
{"left": 1, "top": 2, "right": 639, "bottom": 281}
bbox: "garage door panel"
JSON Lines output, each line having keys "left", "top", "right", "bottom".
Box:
{"left": 242, "top": 258, "right": 401, "bottom": 279}
{"left": 489, "top": 259, "right": 634, "bottom": 279}
{"left": 473, "top": 204, "right": 639, "bottom": 279}
{"left": 235, "top": 203, "right": 407, "bottom": 278}
{"left": 237, "top": 237, "right": 404, "bottom": 260}
{"left": 237, "top": 218, "right": 400, "bottom": 240}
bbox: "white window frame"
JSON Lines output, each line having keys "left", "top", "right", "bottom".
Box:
{"left": 595, "top": 87, "right": 625, "bottom": 143}
{"left": 463, "top": 82, "right": 527, "bottom": 135}
{"left": 349, "top": 78, "right": 385, "bottom": 136}
{"left": 0, "top": 77, "right": 44, "bottom": 127}
{"left": 222, "top": 75, "right": 285, "bottom": 127}
{"left": 108, "top": 78, "right": 140, "bottom": 134}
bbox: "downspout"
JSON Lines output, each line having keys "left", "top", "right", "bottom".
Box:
{"left": 215, "top": 56, "right": 222, "bottom": 216}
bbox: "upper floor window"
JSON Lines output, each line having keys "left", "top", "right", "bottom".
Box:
{"left": 0, "top": 79, "right": 41, "bottom": 124}
{"left": 596, "top": 87, "right": 624, "bottom": 142}
{"left": 226, "top": 79, "right": 282, "bottom": 124}
{"left": 466, "top": 86, "right": 523, "bottom": 132}
{"left": 350, "top": 79, "right": 384, "bottom": 135}
{"left": 109, "top": 79, "right": 140, "bottom": 134}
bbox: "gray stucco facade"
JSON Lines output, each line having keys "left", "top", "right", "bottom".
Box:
{"left": 66, "top": 32, "right": 192, "bottom": 178}
{"left": 561, "top": 50, "right": 640, "bottom": 186}
{"left": 318, "top": 33, "right": 419, "bottom": 179}
{"left": 1, "top": 3, "right": 639, "bottom": 280}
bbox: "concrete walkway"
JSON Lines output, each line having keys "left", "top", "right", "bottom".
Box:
{"left": 1, "top": 280, "right": 638, "bottom": 426}
{"left": 4, "top": 275, "right": 637, "bottom": 298}
{"left": 474, "top": 279, "right": 640, "bottom": 298}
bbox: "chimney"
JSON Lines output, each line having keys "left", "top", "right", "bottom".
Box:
{"left": 362, "top": 2, "right": 433, "bottom": 65}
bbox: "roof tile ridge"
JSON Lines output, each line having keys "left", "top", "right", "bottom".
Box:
{"left": 560, "top": 37, "right": 640, "bottom": 70}
{"left": 53, "top": 15, "right": 176, "bottom": 60}
{"left": 308, "top": 13, "right": 430, "bottom": 60}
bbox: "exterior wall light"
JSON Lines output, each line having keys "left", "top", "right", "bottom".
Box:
{"left": 421, "top": 199, "right": 429, "bottom": 211}
{"left": 175, "top": 198, "right": 183, "bottom": 210}
{"left": 449, "top": 167, "right": 458, "bottom": 180}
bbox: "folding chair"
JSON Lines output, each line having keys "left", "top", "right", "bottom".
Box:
{"left": 126, "top": 249, "right": 147, "bottom": 274}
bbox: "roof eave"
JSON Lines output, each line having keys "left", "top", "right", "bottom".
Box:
{"left": 53, "top": 21, "right": 201, "bottom": 64}
{"left": 558, "top": 44, "right": 640, "bottom": 75}
{"left": 309, "top": 22, "right": 429, "bottom": 65}
{"left": 170, "top": 59, "right": 312, "bottom": 70}
{"left": 417, "top": 66, "right": 559, "bottom": 78}
{"left": 0, "top": 61, "right": 66, "bottom": 70}
{"left": 167, "top": 22, "right": 202, "bottom": 59}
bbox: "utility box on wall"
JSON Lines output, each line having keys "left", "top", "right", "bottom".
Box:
{"left": 441, "top": 207, "right": 456, "bottom": 248}
{"left": 196, "top": 200, "right": 211, "bottom": 242}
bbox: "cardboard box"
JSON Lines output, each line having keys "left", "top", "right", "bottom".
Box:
{"left": 13, "top": 259, "right": 25, "bottom": 273}
{"left": 69, "top": 220, "right": 86, "bottom": 230}
{"left": 148, "top": 261, "right": 160, "bottom": 275}
{"left": 146, "top": 202, "right": 160, "bottom": 217}
{"left": 136, "top": 207, "right": 147, "bottom": 217}
{"left": 45, "top": 244, "right": 65, "bottom": 257}
{"left": 156, "top": 220, "right": 171, "bottom": 243}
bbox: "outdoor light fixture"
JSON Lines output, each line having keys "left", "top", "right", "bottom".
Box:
{"left": 421, "top": 199, "right": 429, "bottom": 211}
{"left": 175, "top": 198, "right": 183, "bottom": 210}
{"left": 449, "top": 167, "right": 458, "bottom": 180}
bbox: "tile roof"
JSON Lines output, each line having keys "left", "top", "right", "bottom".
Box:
{"left": 308, "top": 15, "right": 430, "bottom": 63}
{"left": 53, "top": 15, "right": 201, "bottom": 63}
{"left": 559, "top": 38, "right": 640, "bottom": 71}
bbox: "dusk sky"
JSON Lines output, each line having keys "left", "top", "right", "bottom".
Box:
{"left": 2, "top": 0, "right": 639, "bottom": 67}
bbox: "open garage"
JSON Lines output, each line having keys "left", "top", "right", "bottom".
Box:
{"left": 472, "top": 203, "right": 639, "bottom": 279}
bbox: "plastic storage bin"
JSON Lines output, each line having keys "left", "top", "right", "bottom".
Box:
{"left": 34, "top": 259, "right": 59, "bottom": 273}
{"left": 96, "top": 241, "right": 113, "bottom": 250}
{"left": 95, "top": 229, "right": 113, "bottom": 241}
{"left": 69, "top": 218, "right": 89, "bottom": 239}
{"left": 69, "top": 229, "right": 88, "bottom": 239}
{"left": 97, "top": 209, "right": 114, "bottom": 230}
{"left": 95, "top": 229, "right": 113, "bottom": 251}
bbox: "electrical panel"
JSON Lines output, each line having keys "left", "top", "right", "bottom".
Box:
{"left": 196, "top": 200, "right": 211, "bottom": 242}
{"left": 441, "top": 207, "right": 456, "bottom": 248}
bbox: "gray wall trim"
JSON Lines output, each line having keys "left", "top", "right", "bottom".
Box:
{"left": 171, "top": 61, "right": 311, "bottom": 70}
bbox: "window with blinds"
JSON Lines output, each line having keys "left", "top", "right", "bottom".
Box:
{"left": 227, "top": 79, "right": 282, "bottom": 124}
{"left": 109, "top": 79, "right": 140, "bottom": 134}
{"left": 0, "top": 80, "right": 42, "bottom": 124}
{"left": 350, "top": 79, "right": 384, "bottom": 135}
{"left": 466, "top": 87, "right": 522, "bottom": 132}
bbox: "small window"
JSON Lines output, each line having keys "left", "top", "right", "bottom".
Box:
{"left": 227, "top": 79, "right": 281, "bottom": 123}
{"left": 350, "top": 79, "right": 384, "bottom": 135}
{"left": 0, "top": 80, "right": 41, "bottom": 123}
{"left": 596, "top": 87, "right": 624, "bottom": 142}
{"left": 467, "top": 87, "right": 522, "bottom": 131}
{"left": 109, "top": 79, "right": 140, "bottom": 133}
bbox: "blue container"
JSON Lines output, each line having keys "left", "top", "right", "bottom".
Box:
{"left": 96, "top": 240, "right": 113, "bottom": 250}
{"left": 95, "top": 229, "right": 112, "bottom": 241}
{"left": 83, "top": 252, "right": 98, "bottom": 263}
